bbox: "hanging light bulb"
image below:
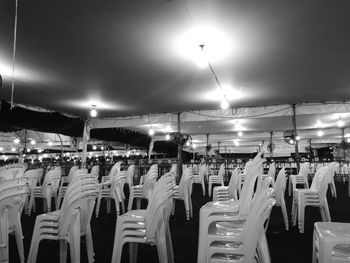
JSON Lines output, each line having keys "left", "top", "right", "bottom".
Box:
{"left": 197, "top": 44, "right": 208, "bottom": 68}
{"left": 337, "top": 116, "right": 344, "bottom": 127}
{"left": 90, "top": 105, "right": 97, "bottom": 117}
{"left": 165, "top": 134, "right": 170, "bottom": 141}
{"left": 238, "top": 131, "right": 243, "bottom": 137}
{"left": 220, "top": 97, "right": 229, "bottom": 110}
{"left": 149, "top": 127, "right": 155, "bottom": 136}
{"left": 317, "top": 130, "right": 324, "bottom": 137}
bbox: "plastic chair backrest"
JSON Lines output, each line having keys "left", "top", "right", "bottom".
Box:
{"left": 310, "top": 166, "right": 328, "bottom": 191}
{"left": 90, "top": 165, "right": 99, "bottom": 175}
{"left": 228, "top": 168, "right": 241, "bottom": 199}
{"left": 239, "top": 151, "right": 264, "bottom": 217}
{"left": 112, "top": 171, "right": 127, "bottom": 201}
{"left": 178, "top": 167, "right": 193, "bottom": 197}
{"left": 126, "top": 164, "right": 135, "bottom": 186}
{"left": 274, "top": 168, "right": 286, "bottom": 198}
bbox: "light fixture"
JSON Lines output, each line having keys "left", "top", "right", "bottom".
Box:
{"left": 192, "top": 143, "right": 197, "bottom": 149}
{"left": 149, "top": 127, "right": 155, "bottom": 136}
{"left": 48, "top": 141, "right": 53, "bottom": 146}
{"left": 233, "top": 139, "right": 240, "bottom": 146}
{"left": 220, "top": 96, "right": 229, "bottom": 110}
{"left": 37, "top": 149, "right": 43, "bottom": 153}
{"left": 186, "top": 141, "right": 191, "bottom": 147}
{"left": 13, "top": 138, "right": 20, "bottom": 144}
{"left": 100, "top": 146, "right": 104, "bottom": 150}
{"left": 295, "top": 135, "right": 301, "bottom": 141}
{"left": 347, "top": 138, "right": 350, "bottom": 143}
{"left": 289, "top": 139, "right": 294, "bottom": 144}
{"left": 0, "top": 147, "right": 3, "bottom": 151}
{"left": 30, "top": 140, "right": 36, "bottom": 145}
{"left": 238, "top": 131, "right": 243, "bottom": 137}
{"left": 26, "top": 148, "right": 31, "bottom": 153}
{"left": 317, "top": 130, "right": 324, "bottom": 137}
{"left": 92, "top": 145, "right": 97, "bottom": 150}
{"left": 165, "top": 134, "right": 170, "bottom": 141}
{"left": 90, "top": 105, "right": 97, "bottom": 117}
{"left": 337, "top": 117, "right": 344, "bottom": 127}
{"left": 197, "top": 44, "right": 208, "bottom": 68}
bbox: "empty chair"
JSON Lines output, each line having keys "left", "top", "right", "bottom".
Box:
{"left": 192, "top": 164, "right": 206, "bottom": 196}
{"left": 28, "top": 167, "right": 62, "bottom": 215}
{"left": 271, "top": 168, "right": 289, "bottom": 230}
{"left": 95, "top": 170, "right": 127, "bottom": 217}
{"left": 208, "top": 164, "right": 225, "bottom": 197}
{"left": 27, "top": 175, "right": 99, "bottom": 263}
{"left": 292, "top": 163, "right": 337, "bottom": 233}
{"left": 127, "top": 164, "right": 158, "bottom": 211}
{"left": 0, "top": 179, "right": 29, "bottom": 263}
{"left": 172, "top": 167, "right": 194, "bottom": 220}
{"left": 313, "top": 222, "right": 350, "bottom": 263}
{"left": 111, "top": 174, "right": 174, "bottom": 263}
{"left": 289, "top": 162, "right": 310, "bottom": 196}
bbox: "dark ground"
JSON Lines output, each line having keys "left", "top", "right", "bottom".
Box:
{"left": 8, "top": 179, "right": 350, "bottom": 262}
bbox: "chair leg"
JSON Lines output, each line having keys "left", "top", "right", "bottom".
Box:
{"left": 85, "top": 227, "right": 95, "bottom": 263}
{"left": 14, "top": 217, "right": 25, "bottom": 263}
{"left": 59, "top": 240, "right": 68, "bottom": 263}
{"left": 127, "top": 192, "right": 134, "bottom": 211}
{"left": 129, "top": 242, "right": 138, "bottom": 263}
{"left": 106, "top": 199, "right": 111, "bottom": 214}
{"left": 95, "top": 196, "right": 102, "bottom": 217}
{"left": 298, "top": 204, "right": 305, "bottom": 233}
{"left": 136, "top": 198, "right": 141, "bottom": 209}
{"left": 280, "top": 198, "right": 289, "bottom": 231}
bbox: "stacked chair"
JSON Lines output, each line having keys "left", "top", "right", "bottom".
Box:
{"left": 125, "top": 164, "right": 136, "bottom": 193}
{"left": 291, "top": 163, "right": 338, "bottom": 233}
{"left": 197, "top": 152, "right": 275, "bottom": 263}
{"left": 127, "top": 164, "right": 158, "bottom": 211}
{"left": 288, "top": 162, "right": 310, "bottom": 196}
{"left": 56, "top": 166, "right": 81, "bottom": 208}
{"left": 24, "top": 168, "right": 43, "bottom": 215}
{"left": 270, "top": 168, "right": 289, "bottom": 230}
{"left": 172, "top": 167, "right": 194, "bottom": 220}
{"left": 28, "top": 166, "right": 62, "bottom": 215}
{"left": 0, "top": 163, "right": 27, "bottom": 181}
{"left": 95, "top": 169, "right": 127, "bottom": 217}
{"left": 212, "top": 168, "right": 241, "bottom": 202}
{"left": 111, "top": 174, "right": 174, "bottom": 263}
{"left": 27, "top": 172, "right": 99, "bottom": 263}
{"left": 0, "top": 177, "right": 29, "bottom": 263}
{"left": 208, "top": 163, "right": 225, "bottom": 197}
{"left": 192, "top": 163, "right": 206, "bottom": 196}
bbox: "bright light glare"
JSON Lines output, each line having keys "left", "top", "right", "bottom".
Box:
{"left": 233, "top": 140, "right": 240, "bottom": 146}
{"left": 11, "top": 147, "right": 16, "bottom": 152}
{"left": 0, "top": 147, "right": 3, "bottom": 151}
{"left": 316, "top": 120, "right": 325, "bottom": 128}
{"left": 220, "top": 98, "right": 229, "bottom": 110}
{"left": 149, "top": 128, "right": 155, "bottom": 136}
{"left": 295, "top": 135, "right": 301, "bottom": 141}
{"left": 13, "top": 138, "right": 20, "bottom": 144}
{"left": 238, "top": 131, "right": 243, "bottom": 137}
{"left": 165, "top": 134, "right": 170, "bottom": 141}
{"left": 175, "top": 25, "right": 235, "bottom": 66}
{"left": 30, "top": 140, "right": 36, "bottom": 145}
{"left": 192, "top": 144, "right": 197, "bottom": 149}
{"left": 92, "top": 145, "right": 97, "bottom": 150}
{"left": 317, "top": 130, "right": 324, "bottom": 137}
{"left": 90, "top": 108, "right": 97, "bottom": 117}
{"left": 203, "top": 86, "right": 243, "bottom": 102}
{"left": 48, "top": 141, "right": 53, "bottom": 146}
{"left": 337, "top": 119, "right": 344, "bottom": 127}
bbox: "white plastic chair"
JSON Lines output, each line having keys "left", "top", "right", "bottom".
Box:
{"left": 89, "top": 165, "right": 100, "bottom": 177}
{"left": 27, "top": 176, "right": 99, "bottom": 263}
{"left": 56, "top": 168, "right": 87, "bottom": 209}
{"left": 172, "top": 167, "right": 193, "bottom": 220}
{"left": 288, "top": 162, "right": 310, "bottom": 196}
{"left": 111, "top": 174, "right": 174, "bottom": 263}
{"left": 28, "top": 166, "right": 62, "bottom": 215}
{"left": 271, "top": 168, "right": 289, "bottom": 230}
{"left": 23, "top": 168, "right": 43, "bottom": 215}
{"left": 292, "top": 163, "right": 337, "bottom": 233}
{"left": 127, "top": 164, "right": 158, "bottom": 211}
{"left": 208, "top": 163, "right": 225, "bottom": 197}
{"left": 313, "top": 222, "right": 350, "bottom": 263}
{"left": 0, "top": 181, "right": 29, "bottom": 263}
{"left": 192, "top": 163, "right": 206, "bottom": 196}
{"left": 95, "top": 170, "right": 127, "bottom": 217}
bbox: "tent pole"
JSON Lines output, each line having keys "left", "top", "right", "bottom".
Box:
{"left": 270, "top": 131, "right": 273, "bottom": 158}
{"left": 308, "top": 139, "right": 312, "bottom": 162}
{"left": 177, "top": 112, "right": 182, "bottom": 182}
{"left": 206, "top": 134, "right": 210, "bottom": 157}
{"left": 292, "top": 104, "right": 300, "bottom": 171}
{"left": 82, "top": 120, "right": 89, "bottom": 168}
{"left": 341, "top": 128, "right": 346, "bottom": 160}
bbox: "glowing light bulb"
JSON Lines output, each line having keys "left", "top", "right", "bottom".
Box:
{"left": 233, "top": 140, "right": 240, "bottom": 146}
{"left": 296, "top": 135, "right": 301, "bottom": 141}
{"left": 192, "top": 143, "right": 197, "bottom": 149}
{"left": 289, "top": 139, "right": 294, "bottom": 144}
{"left": 26, "top": 148, "right": 31, "bottom": 153}
{"left": 165, "top": 134, "right": 170, "bottom": 141}
{"left": 92, "top": 145, "right": 97, "bottom": 150}
{"left": 317, "top": 130, "right": 324, "bottom": 137}
{"left": 30, "top": 140, "right": 36, "bottom": 145}
{"left": 90, "top": 105, "right": 97, "bottom": 117}
{"left": 13, "top": 138, "right": 20, "bottom": 144}
{"left": 238, "top": 131, "right": 243, "bottom": 137}
{"left": 149, "top": 128, "right": 155, "bottom": 136}
{"left": 48, "top": 141, "right": 53, "bottom": 146}
{"left": 37, "top": 149, "right": 43, "bottom": 153}
{"left": 337, "top": 119, "right": 344, "bottom": 127}
{"left": 0, "top": 147, "right": 3, "bottom": 151}
{"left": 220, "top": 98, "right": 229, "bottom": 110}
{"left": 186, "top": 141, "right": 191, "bottom": 147}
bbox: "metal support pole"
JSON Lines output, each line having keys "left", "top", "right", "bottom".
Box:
{"left": 270, "top": 131, "right": 273, "bottom": 158}
{"left": 206, "top": 134, "right": 210, "bottom": 157}
{"left": 292, "top": 104, "right": 300, "bottom": 171}
{"left": 341, "top": 128, "right": 346, "bottom": 160}
{"left": 177, "top": 112, "right": 182, "bottom": 182}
